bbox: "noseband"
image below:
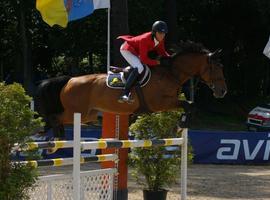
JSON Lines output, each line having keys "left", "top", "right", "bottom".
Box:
{"left": 199, "top": 54, "right": 225, "bottom": 89}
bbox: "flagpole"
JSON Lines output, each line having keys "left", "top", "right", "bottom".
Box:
{"left": 107, "top": 7, "right": 110, "bottom": 72}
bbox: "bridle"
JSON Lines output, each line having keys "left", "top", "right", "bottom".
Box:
{"left": 200, "top": 54, "right": 226, "bottom": 89}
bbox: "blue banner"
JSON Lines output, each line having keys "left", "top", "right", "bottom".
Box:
{"left": 189, "top": 130, "right": 270, "bottom": 164}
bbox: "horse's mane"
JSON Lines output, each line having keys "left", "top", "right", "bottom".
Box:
{"left": 171, "top": 40, "right": 210, "bottom": 58}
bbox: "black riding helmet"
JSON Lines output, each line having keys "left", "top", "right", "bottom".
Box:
{"left": 152, "top": 21, "right": 168, "bottom": 34}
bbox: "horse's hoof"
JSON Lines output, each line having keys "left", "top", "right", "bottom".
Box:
{"left": 46, "top": 137, "right": 60, "bottom": 154}
{"left": 46, "top": 147, "right": 58, "bottom": 154}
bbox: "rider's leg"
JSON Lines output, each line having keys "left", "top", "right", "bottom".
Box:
{"left": 120, "top": 46, "right": 144, "bottom": 74}
{"left": 118, "top": 49, "right": 144, "bottom": 103}
{"left": 118, "top": 68, "right": 139, "bottom": 103}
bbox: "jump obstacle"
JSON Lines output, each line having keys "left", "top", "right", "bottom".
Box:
{"left": 19, "top": 154, "right": 118, "bottom": 168}
{"left": 24, "top": 113, "right": 188, "bottom": 200}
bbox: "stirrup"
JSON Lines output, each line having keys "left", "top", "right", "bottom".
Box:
{"left": 118, "top": 93, "right": 134, "bottom": 104}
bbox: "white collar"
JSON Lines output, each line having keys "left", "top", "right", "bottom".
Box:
{"left": 154, "top": 37, "right": 159, "bottom": 46}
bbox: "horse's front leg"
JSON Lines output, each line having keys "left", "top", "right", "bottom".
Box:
{"left": 177, "top": 100, "right": 195, "bottom": 113}
{"left": 177, "top": 100, "right": 195, "bottom": 128}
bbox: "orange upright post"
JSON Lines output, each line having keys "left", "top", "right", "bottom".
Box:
{"left": 101, "top": 112, "right": 129, "bottom": 200}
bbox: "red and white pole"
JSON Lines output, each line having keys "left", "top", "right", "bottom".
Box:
{"left": 101, "top": 112, "right": 129, "bottom": 200}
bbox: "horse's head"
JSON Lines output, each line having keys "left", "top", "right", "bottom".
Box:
{"left": 171, "top": 42, "right": 227, "bottom": 98}
{"left": 199, "top": 49, "right": 227, "bottom": 98}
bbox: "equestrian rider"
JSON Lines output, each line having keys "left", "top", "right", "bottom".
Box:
{"left": 117, "top": 20, "right": 170, "bottom": 103}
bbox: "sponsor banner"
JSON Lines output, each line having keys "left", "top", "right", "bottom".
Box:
{"left": 189, "top": 130, "right": 270, "bottom": 164}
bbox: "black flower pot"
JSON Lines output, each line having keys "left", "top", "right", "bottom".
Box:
{"left": 143, "top": 189, "right": 168, "bottom": 200}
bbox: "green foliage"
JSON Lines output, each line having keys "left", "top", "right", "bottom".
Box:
{"left": 0, "top": 82, "right": 44, "bottom": 200}
{"left": 129, "top": 111, "right": 193, "bottom": 191}
{"left": 0, "top": 82, "right": 43, "bottom": 143}
{"left": 0, "top": 164, "right": 38, "bottom": 200}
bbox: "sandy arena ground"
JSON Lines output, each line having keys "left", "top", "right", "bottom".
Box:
{"left": 128, "top": 164, "right": 270, "bottom": 200}
{"left": 38, "top": 164, "right": 270, "bottom": 200}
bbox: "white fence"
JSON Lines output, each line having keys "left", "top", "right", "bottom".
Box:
{"left": 28, "top": 113, "right": 188, "bottom": 200}
{"left": 28, "top": 168, "right": 116, "bottom": 200}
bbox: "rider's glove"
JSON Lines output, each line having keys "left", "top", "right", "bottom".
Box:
{"left": 160, "top": 56, "right": 172, "bottom": 67}
{"left": 148, "top": 50, "right": 159, "bottom": 60}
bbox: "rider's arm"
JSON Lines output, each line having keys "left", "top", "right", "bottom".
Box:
{"left": 157, "top": 40, "right": 170, "bottom": 57}
{"left": 139, "top": 39, "right": 159, "bottom": 66}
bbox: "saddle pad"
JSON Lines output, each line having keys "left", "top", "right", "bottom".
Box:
{"left": 106, "top": 66, "right": 151, "bottom": 89}
{"left": 106, "top": 72, "right": 126, "bottom": 89}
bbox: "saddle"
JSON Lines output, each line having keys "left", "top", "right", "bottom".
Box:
{"left": 106, "top": 65, "right": 151, "bottom": 89}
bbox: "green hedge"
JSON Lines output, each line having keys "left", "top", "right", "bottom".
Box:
{"left": 129, "top": 111, "right": 193, "bottom": 191}
{"left": 0, "top": 82, "right": 43, "bottom": 200}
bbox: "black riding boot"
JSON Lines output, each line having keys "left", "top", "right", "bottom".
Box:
{"left": 118, "top": 68, "right": 139, "bottom": 103}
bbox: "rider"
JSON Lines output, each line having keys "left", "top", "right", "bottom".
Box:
{"left": 117, "top": 20, "right": 170, "bottom": 103}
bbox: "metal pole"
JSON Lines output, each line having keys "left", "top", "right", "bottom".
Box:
{"left": 73, "top": 113, "right": 81, "bottom": 200}
{"left": 181, "top": 128, "right": 188, "bottom": 200}
{"left": 30, "top": 100, "right": 34, "bottom": 111}
{"left": 190, "top": 78, "right": 194, "bottom": 102}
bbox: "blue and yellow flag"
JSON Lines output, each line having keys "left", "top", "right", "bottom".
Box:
{"left": 36, "top": 0, "right": 110, "bottom": 27}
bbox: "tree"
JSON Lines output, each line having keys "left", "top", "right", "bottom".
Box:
{"left": 0, "top": 82, "right": 43, "bottom": 199}
{"left": 165, "top": 0, "right": 178, "bottom": 47}
{"left": 111, "top": 0, "right": 129, "bottom": 66}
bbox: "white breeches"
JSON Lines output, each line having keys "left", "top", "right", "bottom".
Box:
{"left": 120, "top": 43, "right": 144, "bottom": 74}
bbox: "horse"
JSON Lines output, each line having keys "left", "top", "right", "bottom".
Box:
{"left": 35, "top": 41, "right": 227, "bottom": 137}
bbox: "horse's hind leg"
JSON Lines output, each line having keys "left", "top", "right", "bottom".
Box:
{"left": 48, "top": 114, "right": 65, "bottom": 139}
{"left": 88, "top": 109, "right": 99, "bottom": 124}
{"left": 52, "top": 123, "right": 65, "bottom": 138}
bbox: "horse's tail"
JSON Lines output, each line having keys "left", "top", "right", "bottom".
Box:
{"left": 35, "top": 76, "right": 71, "bottom": 135}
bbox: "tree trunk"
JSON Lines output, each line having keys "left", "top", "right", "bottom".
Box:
{"left": 0, "top": 62, "right": 3, "bottom": 81}
{"left": 111, "top": 0, "right": 129, "bottom": 66}
{"left": 0, "top": 137, "right": 11, "bottom": 188}
{"left": 19, "top": 1, "right": 33, "bottom": 95}
{"left": 88, "top": 50, "right": 93, "bottom": 73}
{"left": 70, "top": 57, "right": 79, "bottom": 75}
{"left": 164, "top": 0, "right": 178, "bottom": 48}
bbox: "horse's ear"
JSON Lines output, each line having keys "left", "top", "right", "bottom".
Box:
{"left": 209, "top": 48, "right": 222, "bottom": 57}
{"left": 215, "top": 48, "right": 222, "bottom": 54}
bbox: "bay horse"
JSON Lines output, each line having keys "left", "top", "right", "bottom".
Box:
{"left": 35, "top": 41, "right": 227, "bottom": 137}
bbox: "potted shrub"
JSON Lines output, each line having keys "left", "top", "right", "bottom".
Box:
{"left": 129, "top": 110, "right": 192, "bottom": 200}
{"left": 0, "top": 83, "right": 43, "bottom": 200}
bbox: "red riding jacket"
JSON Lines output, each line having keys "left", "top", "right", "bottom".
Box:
{"left": 118, "top": 32, "right": 170, "bottom": 66}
